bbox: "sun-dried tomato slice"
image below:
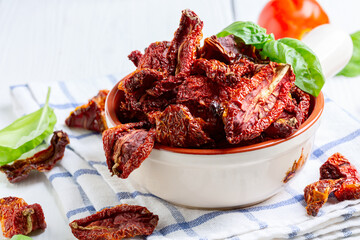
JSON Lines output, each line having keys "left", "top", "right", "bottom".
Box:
{"left": 223, "top": 62, "right": 295, "bottom": 144}
{"left": 102, "top": 122, "right": 155, "bottom": 178}
{"left": 135, "top": 41, "right": 170, "bottom": 73}
{"left": 0, "top": 197, "right": 46, "bottom": 238}
{"left": 304, "top": 153, "right": 360, "bottom": 216}
{"left": 69, "top": 204, "right": 158, "bottom": 240}
{"left": 192, "top": 58, "right": 255, "bottom": 87}
{"left": 320, "top": 152, "right": 360, "bottom": 181}
{"left": 304, "top": 179, "right": 343, "bottom": 216}
{"left": 0, "top": 131, "right": 69, "bottom": 183}
{"left": 128, "top": 50, "right": 143, "bottom": 67}
{"left": 154, "top": 104, "right": 213, "bottom": 147}
{"left": 199, "top": 35, "right": 236, "bottom": 64}
{"left": 167, "top": 9, "right": 203, "bottom": 75}
{"left": 65, "top": 90, "right": 109, "bottom": 132}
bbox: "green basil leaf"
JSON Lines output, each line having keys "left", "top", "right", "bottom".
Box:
{"left": 10, "top": 235, "right": 33, "bottom": 240}
{"left": 337, "top": 31, "right": 360, "bottom": 77}
{"left": 262, "top": 38, "right": 325, "bottom": 97}
{"left": 217, "top": 21, "right": 325, "bottom": 97}
{"left": 217, "top": 21, "right": 274, "bottom": 48}
{"left": 0, "top": 88, "right": 57, "bottom": 166}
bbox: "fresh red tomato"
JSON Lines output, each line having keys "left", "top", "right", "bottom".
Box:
{"left": 258, "top": 0, "right": 329, "bottom": 39}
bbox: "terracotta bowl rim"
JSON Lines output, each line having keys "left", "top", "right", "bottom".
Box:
{"left": 105, "top": 79, "right": 324, "bottom": 155}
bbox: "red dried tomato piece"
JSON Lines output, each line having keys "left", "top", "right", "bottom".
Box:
{"left": 223, "top": 62, "right": 295, "bottom": 144}
{"left": 334, "top": 179, "right": 360, "bottom": 201}
{"left": 304, "top": 179, "right": 343, "bottom": 216}
{"left": 128, "top": 50, "right": 143, "bottom": 67}
{"left": 146, "top": 75, "right": 182, "bottom": 98}
{"left": 264, "top": 86, "right": 310, "bottom": 138}
{"left": 65, "top": 90, "right": 109, "bottom": 132}
{"left": 320, "top": 152, "right": 360, "bottom": 181}
{"left": 0, "top": 197, "right": 46, "bottom": 238}
{"left": 199, "top": 36, "right": 236, "bottom": 64}
{"left": 136, "top": 41, "right": 170, "bottom": 72}
{"left": 154, "top": 104, "right": 213, "bottom": 147}
{"left": 69, "top": 204, "right": 158, "bottom": 240}
{"left": 118, "top": 68, "right": 164, "bottom": 94}
{"left": 304, "top": 153, "right": 360, "bottom": 216}
{"left": 0, "top": 131, "right": 69, "bottom": 183}
{"left": 191, "top": 58, "right": 255, "bottom": 87}
{"left": 102, "top": 122, "right": 155, "bottom": 178}
{"left": 176, "top": 75, "right": 218, "bottom": 107}
{"left": 167, "top": 9, "right": 203, "bottom": 75}
{"left": 117, "top": 69, "right": 165, "bottom": 115}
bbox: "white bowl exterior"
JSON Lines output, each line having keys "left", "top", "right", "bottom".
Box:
{"left": 302, "top": 24, "right": 353, "bottom": 79}
{"left": 129, "top": 118, "right": 321, "bottom": 208}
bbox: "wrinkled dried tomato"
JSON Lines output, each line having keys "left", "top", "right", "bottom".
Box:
{"left": 320, "top": 153, "right": 360, "bottom": 181}
{"left": 167, "top": 9, "right": 203, "bottom": 75}
{"left": 0, "top": 197, "right": 46, "bottom": 238}
{"left": 192, "top": 58, "right": 255, "bottom": 87}
{"left": 154, "top": 104, "right": 213, "bottom": 148}
{"left": 135, "top": 41, "right": 170, "bottom": 72}
{"left": 102, "top": 122, "right": 155, "bottom": 178}
{"left": 304, "top": 153, "right": 360, "bottom": 216}
{"left": 0, "top": 131, "right": 69, "bottom": 183}
{"left": 65, "top": 90, "right": 109, "bottom": 132}
{"left": 223, "top": 62, "right": 295, "bottom": 144}
{"left": 69, "top": 204, "right": 158, "bottom": 240}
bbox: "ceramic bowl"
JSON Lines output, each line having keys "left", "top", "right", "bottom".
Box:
{"left": 105, "top": 80, "right": 324, "bottom": 208}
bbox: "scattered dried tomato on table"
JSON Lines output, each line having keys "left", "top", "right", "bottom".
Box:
{"left": 65, "top": 89, "right": 109, "bottom": 132}
{"left": 103, "top": 9, "right": 311, "bottom": 179}
{"left": 0, "top": 197, "right": 46, "bottom": 238}
{"left": 304, "top": 153, "right": 360, "bottom": 216}
{"left": 0, "top": 130, "right": 69, "bottom": 183}
{"left": 69, "top": 204, "right": 159, "bottom": 240}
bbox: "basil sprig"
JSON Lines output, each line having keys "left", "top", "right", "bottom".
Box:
{"left": 0, "top": 88, "right": 57, "bottom": 166}
{"left": 217, "top": 21, "right": 325, "bottom": 97}
{"left": 337, "top": 31, "right": 360, "bottom": 77}
{"left": 10, "top": 235, "right": 33, "bottom": 240}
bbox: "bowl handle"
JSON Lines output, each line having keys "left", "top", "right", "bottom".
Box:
{"left": 302, "top": 24, "right": 353, "bottom": 79}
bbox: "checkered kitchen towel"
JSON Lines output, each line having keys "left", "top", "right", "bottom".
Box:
{"left": 9, "top": 74, "right": 360, "bottom": 240}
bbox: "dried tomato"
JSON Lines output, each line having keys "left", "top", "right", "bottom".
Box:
{"left": 133, "top": 41, "right": 170, "bottom": 72}
{"left": 102, "top": 122, "right": 155, "bottom": 178}
{"left": 304, "top": 153, "right": 360, "bottom": 216}
{"left": 128, "top": 50, "right": 143, "bottom": 67}
{"left": 167, "top": 9, "right": 203, "bottom": 75}
{"left": 304, "top": 179, "right": 342, "bottom": 216}
{"left": 154, "top": 104, "right": 213, "bottom": 148}
{"left": 192, "top": 58, "right": 255, "bottom": 87}
{"left": 223, "top": 62, "right": 295, "bottom": 144}
{"left": 69, "top": 204, "right": 158, "bottom": 240}
{"left": 65, "top": 90, "right": 109, "bottom": 132}
{"left": 320, "top": 153, "right": 360, "bottom": 181}
{"left": 0, "top": 197, "right": 46, "bottom": 238}
{"left": 0, "top": 131, "right": 69, "bottom": 183}
{"left": 265, "top": 86, "right": 310, "bottom": 138}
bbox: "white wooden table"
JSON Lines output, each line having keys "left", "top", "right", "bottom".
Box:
{"left": 0, "top": 0, "right": 359, "bottom": 239}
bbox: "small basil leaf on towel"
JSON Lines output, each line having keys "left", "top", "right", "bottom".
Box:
{"left": 10, "top": 235, "right": 33, "bottom": 240}
{"left": 0, "top": 87, "right": 57, "bottom": 166}
{"left": 337, "top": 31, "right": 360, "bottom": 77}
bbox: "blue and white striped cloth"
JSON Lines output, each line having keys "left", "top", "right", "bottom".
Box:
{"left": 9, "top": 75, "right": 360, "bottom": 240}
